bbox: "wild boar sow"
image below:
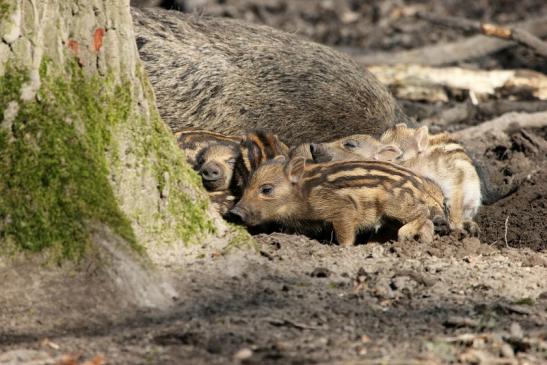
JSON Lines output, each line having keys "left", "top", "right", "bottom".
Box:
{"left": 131, "top": 7, "right": 408, "bottom": 145}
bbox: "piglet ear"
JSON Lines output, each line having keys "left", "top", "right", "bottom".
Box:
{"left": 272, "top": 134, "right": 289, "bottom": 152}
{"left": 415, "top": 126, "right": 429, "bottom": 152}
{"left": 273, "top": 155, "right": 286, "bottom": 162}
{"left": 285, "top": 157, "right": 306, "bottom": 184}
{"left": 395, "top": 123, "right": 408, "bottom": 128}
{"left": 375, "top": 145, "right": 402, "bottom": 161}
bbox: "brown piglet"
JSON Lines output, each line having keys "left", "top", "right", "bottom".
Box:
{"left": 230, "top": 156, "right": 446, "bottom": 246}
{"left": 310, "top": 125, "right": 482, "bottom": 234}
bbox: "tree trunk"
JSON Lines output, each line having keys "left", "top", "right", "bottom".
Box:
{"left": 0, "top": 0, "right": 225, "bottom": 329}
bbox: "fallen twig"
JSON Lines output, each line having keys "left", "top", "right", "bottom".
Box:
{"left": 418, "top": 13, "right": 547, "bottom": 58}
{"left": 265, "top": 317, "right": 323, "bottom": 330}
{"left": 367, "top": 65, "right": 547, "bottom": 102}
{"left": 451, "top": 111, "right": 547, "bottom": 140}
{"left": 496, "top": 302, "right": 532, "bottom": 315}
{"left": 343, "top": 16, "right": 547, "bottom": 65}
{"left": 504, "top": 216, "right": 510, "bottom": 248}
{"left": 443, "top": 316, "right": 480, "bottom": 329}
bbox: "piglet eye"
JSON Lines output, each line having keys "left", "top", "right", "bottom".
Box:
{"left": 343, "top": 140, "right": 358, "bottom": 149}
{"left": 227, "top": 158, "right": 236, "bottom": 166}
{"left": 260, "top": 184, "right": 274, "bottom": 196}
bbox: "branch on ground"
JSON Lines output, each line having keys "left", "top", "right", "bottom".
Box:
{"left": 343, "top": 16, "right": 547, "bottom": 66}
{"left": 417, "top": 13, "right": 547, "bottom": 58}
{"left": 367, "top": 65, "right": 547, "bottom": 102}
{"left": 421, "top": 100, "right": 547, "bottom": 129}
{"left": 451, "top": 111, "right": 547, "bottom": 140}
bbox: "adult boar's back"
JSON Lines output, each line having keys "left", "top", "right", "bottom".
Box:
{"left": 132, "top": 7, "right": 407, "bottom": 145}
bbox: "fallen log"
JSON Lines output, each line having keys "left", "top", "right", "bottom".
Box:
{"left": 367, "top": 65, "right": 547, "bottom": 102}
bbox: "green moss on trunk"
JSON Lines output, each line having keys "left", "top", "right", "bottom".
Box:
{"left": 1, "top": 54, "right": 217, "bottom": 262}
{"left": 136, "top": 65, "right": 216, "bottom": 243}
{"left": 0, "top": 1, "right": 10, "bottom": 21}
{"left": 0, "top": 62, "right": 139, "bottom": 260}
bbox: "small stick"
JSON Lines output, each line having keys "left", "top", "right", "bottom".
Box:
{"left": 418, "top": 13, "right": 547, "bottom": 58}
{"left": 483, "top": 24, "right": 547, "bottom": 58}
{"left": 504, "top": 216, "right": 510, "bottom": 248}
{"left": 265, "top": 317, "right": 322, "bottom": 330}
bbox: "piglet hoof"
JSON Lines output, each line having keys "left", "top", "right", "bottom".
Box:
{"left": 398, "top": 220, "right": 434, "bottom": 243}
{"left": 418, "top": 220, "right": 434, "bottom": 243}
{"left": 432, "top": 215, "right": 450, "bottom": 236}
{"left": 338, "top": 241, "right": 355, "bottom": 247}
{"left": 463, "top": 221, "right": 480, "bottom": 237}
{"left": 397, "top": 232, "right": 419, "bottom": 243}
{"left": 397, "top": 228, "right": 419, "bottom": 243}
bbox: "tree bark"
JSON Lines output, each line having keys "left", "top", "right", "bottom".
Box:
{"left": 0, "top": 0, "right": 226, "bottom": 328}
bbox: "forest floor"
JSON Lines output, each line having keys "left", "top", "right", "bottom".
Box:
{"left": 1, "top": 1, "right": 546, "bottom": 364}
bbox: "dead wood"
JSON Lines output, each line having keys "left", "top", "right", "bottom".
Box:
{"left": 451, "top": 111, "right": 547, "bottom": 140}
{"left": 417, "top": 13, "right": 547, "bottom": 58}
{"left": 367, "top": 65, "right": 547, "bottom": 102}
{"left": 422, "top": 103, "right": 474, "bottom": 128}
{"left": 344, "top": 16, "right": 547, "bottom": 66}
{"left": 422, "top": 100, "right": 547, "bottom": 128}
{"left": 476, "top": 100, "right": 547, "bottom": 116}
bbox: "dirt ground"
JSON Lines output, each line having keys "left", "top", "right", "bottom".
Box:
{"left": 1, "top": 1, "right": 546, "bottom": 364}
{"left": 1, "top": 232, "right": 546, "bottom": 364}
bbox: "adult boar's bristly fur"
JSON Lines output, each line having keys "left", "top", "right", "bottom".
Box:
{"left": 132, "top": 7, "right": 409, "bottom": 145}
{"left": 230, "top": 157, "right": 446, "bottom": 246}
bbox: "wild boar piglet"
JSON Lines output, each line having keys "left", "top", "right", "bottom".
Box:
{"left": 310, "top": 124, "right": 483, "bottom": 234}
{"left": 231, "top": 130, "right": 290, "bottom": 195}
{"left": 288, "top": 143, "right": 314, "bottom": 162}
{"left": 310, "top": 134, "right": 401, "bottom": 164}
{"left": 230, "top": 156, "right": 446, "bottom": 246}
{"left": 175, "top": 128, "right": 241, "bottom": 167}
{"left": 195, "top": 144, "right": 240, "bottom": 192}
{"left": 175, "top": 129, "right": 241, "bottom": 215}
{"left": 380, "top": 124, "right": 482, "bottom": 234}
{"left": 207, "top": 190, "right": 238, "bottom": 216}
